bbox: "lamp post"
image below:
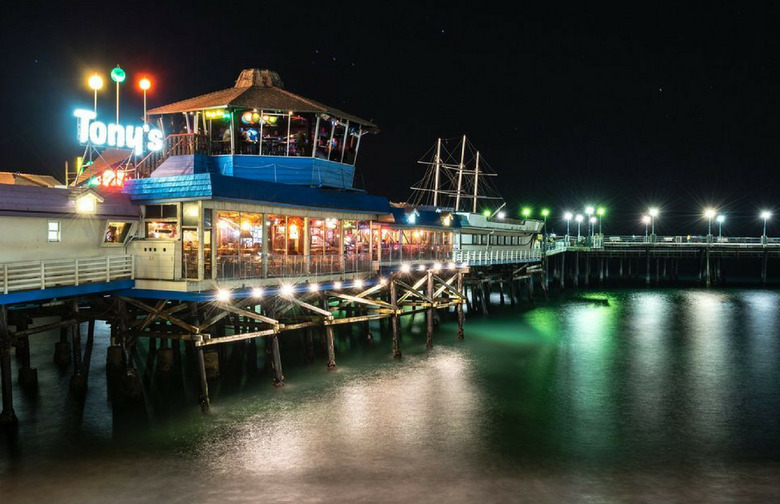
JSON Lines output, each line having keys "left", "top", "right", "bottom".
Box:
{"left": 648, "top": 207, "right": 659, "bottom": 242}
{"left": 585, "top": 206, "right": 594, "bottom": 237}
{"left": 704, "top": 208, "right": 716, "bottom": 243}
{"left": 110, "top": 65, "right": 126, "bottom": 123}
{"left": 575, "top": 214, "right": 583, "bottom": 243}
{"left": 716, "top": 214, "right": 725, "bottom": 240}
{"left": 596, "top": 207, "right": 605, "bottom": 235}
{"left": 88, "top": 73, "right": 103, "bottom": 114}
{"left": 564, "top": 212, "right": 573, "bottom": 241}
{"left": 761, "top": 211, "right": 771, "bottom": 244}
{"left": 642, "top": 215, "right": 651, "bottom": 242}
{"left": 139, "top": 77, "right": 151, "bottom": 124}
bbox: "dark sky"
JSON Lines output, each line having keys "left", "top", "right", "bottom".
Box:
{"left": 2, "top": 2, "right": 780, "bottom": 235}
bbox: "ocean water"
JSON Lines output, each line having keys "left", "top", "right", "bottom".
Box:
{"left": 1, "top": 288, "right": 780, "bottom": 503}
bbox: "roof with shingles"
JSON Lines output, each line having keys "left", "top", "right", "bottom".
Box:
{"left": 0, "top": 172, "right": 61, "bottom": 187}
{"left": 0, "top": 184, "right": 139, "bottom": 219}
{"left": 123, "top": 173, "right": 390, "bottom": 215}
{"left": 147, "top": 68, "right": 378, "bottom": 130}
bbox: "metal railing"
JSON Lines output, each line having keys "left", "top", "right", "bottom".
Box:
{"left": 1, "top": 255, "right": 133, "bottom": 295}
{"left": 213, "top": 253, "right": 373, "bottom": 280}
{"left": 452, "top": 249, "right": 543, "bottom": 265}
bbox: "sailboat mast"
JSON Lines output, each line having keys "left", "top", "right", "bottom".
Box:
{"left": 433, "top": 138, "right": 442, "bottom": 207}
{"left": 455, "top": 134, "right": 466, "bottom": 212}
{"left": 473, "top": 150, "right": 480, "bottom": 213}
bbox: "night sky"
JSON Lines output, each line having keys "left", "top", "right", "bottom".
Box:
{"left": 2, "top": 2, "right": 780, "bottom": 235}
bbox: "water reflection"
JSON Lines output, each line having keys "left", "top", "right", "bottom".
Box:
{"left": 2, "top": 289, "right": 780, "bottom": 502}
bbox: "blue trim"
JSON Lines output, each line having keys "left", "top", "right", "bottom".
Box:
{"left": 0, "top": 280, "right": 135, "bottom": 306}
{"left": 124, "top": 173, "right": 390, "bottom": 214}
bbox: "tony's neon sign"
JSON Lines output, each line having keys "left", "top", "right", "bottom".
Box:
{"left": 74, "top": 109, "right": 163, "bottom": 155}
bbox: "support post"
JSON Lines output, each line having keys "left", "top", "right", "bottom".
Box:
{"left": 322, "top": 296, "right": 336, "bottom": 370}
{"left": 190, "top": 302, "right": 210, "bottom": 412}
{"left": 16, "top": 317, "right": 37, "bottom": 389}
{"left": 390, "top": 277, "right": 402, "bottom": 358}
{"left": 456, "top": 271, "right": 465, "bottom": 340}
{"left": 0, "top": 305, "right": 18, "bottom": 425}
{"left": 426, "top": 271, "right": 434, "bottom": 349}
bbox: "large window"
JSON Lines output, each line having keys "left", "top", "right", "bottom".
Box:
{"left": 309, "top": 218, "right": 340, "bottom": 255}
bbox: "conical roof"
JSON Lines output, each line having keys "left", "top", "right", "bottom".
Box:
{"left": 147, "top": 68, "right": 377, "bottom": 130}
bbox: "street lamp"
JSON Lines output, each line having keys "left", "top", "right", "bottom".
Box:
{"left": 522, "top": 208, "right": 532, "bottom": 219}
{"left": 596, "top": 207, "right": 605, "bottom": 235}
{"left": 704, "top": 208, "right": 716, "bottom": 242}
{"left": 648, "top": 207, "right": 659, "bottom": 241}
{"left": 761, "top": 211, "right": 771, "bottom": 244}
{"left": 716, "top": 214, "right": 725, "bottom": 240}
{"left": 88, "top": 73, "right": 103, "bottom": 114}
{"left": 564, "top": 212, "right": 573, "bottom": 239}
{"left": 139, "top": 77, "right": 151, "bottom": 124}
{"left": 575, "top": 214, "right": 583, "bottom": 242}
{"left": 110, "top": 65, "right": 126, "bottom": 123}
{"left": 585, "top": 206, "right": 594, "bottom": 237}
{"left": 642, "top": 215, "right": 651, "bottom": 242}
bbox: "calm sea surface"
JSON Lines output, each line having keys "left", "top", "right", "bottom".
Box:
{"left": 1, "top": 288, "right": 780, "bottom": 503}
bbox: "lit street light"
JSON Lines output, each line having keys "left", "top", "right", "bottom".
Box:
{"left": 704, "top": 208, "right": 717, "bottom": 243}
{"left": 642, "top": 215, "right": 651, "bottom": 242}
{"left": 575, "top": 214, "right": 583, "bottom": 242}
{"left": 88, "top": 73, "right": 103, "bottom": 114}
{"left": 564, "top": 212, "right": 573, "bottom": 239}
{"left": 648, "top": 207, "right": 659, "bottom": 241}
{"left": 716, "top": 214, "right": 725, "bottom": 240}
{"left": 110, "top": 65, "right": 126, "bottom": 123}
{"left": 761, "top": 211, "right": 771, "bottom": 244}
{"left": 139, "top": 77, "right": 151, "bottom": 124}
{"left": 596, "top": 207, "right": 605, "bottom": 235}
{"left": 585, "top": 206, "right": 594, "bottom": 238}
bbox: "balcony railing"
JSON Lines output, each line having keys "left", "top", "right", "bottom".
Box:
{"left": 452, "top": 249, "right": 543, "bottom": 265}
{"left": 210, "top": 253, "right": 373, "bottom": 281}
{"left": 1, "top": 255, "right": 133, "bottom": 294}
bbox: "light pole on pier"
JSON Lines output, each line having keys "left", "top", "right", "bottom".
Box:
{"left": 642, "top": 215, "right": 651, "bottom": 242}
{"left": 716, "top": 214, "right": 725, "bottom": 240}
{"left": 648, "top": 207, "right": 659, "bottom": 242}
{"left": 761, "top": 211, "right": 771, "bottom": 244}
{"left": 589, "top": 216, "right": 597, "bottom": 245}
{"left": 585, "top": 206, "right": 594, "bottom": 238}
{"left": 564, "top": 212, "right": 573, "bottom": 241}
{"left": 704, "top": 208, "right": 716, "bottom": 243}
{"left": 575, "top": 214, "right": 583, "bottom": 242}
{"left": 596, "top": 207, "right": 605, "bottom": 235}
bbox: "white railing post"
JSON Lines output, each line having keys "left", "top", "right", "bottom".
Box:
{"left": 75, "top": 258, "right": 79, "bottom": 286}
{"left": 2, "top": 264, "right": 6, "bottom": 294}
{"left": 106, "top": 256, "right": 111, "bottom": 282}
{"left": 129, "top": 254, "right": 134, "bottom": 279}
{"left": 41, "top": 262, "right": 45, "bottom": 289}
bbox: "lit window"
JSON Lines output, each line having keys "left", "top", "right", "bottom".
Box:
{"left": 48, "top": 220, "right": 61, "bottom": 242}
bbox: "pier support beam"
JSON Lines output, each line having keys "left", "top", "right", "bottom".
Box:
{"left": 15, "top": 317, "right": 37, "bottom": 390}
{"left": 457, "top": 271, "right": 465, "bottom": 341}
{"left": 426, "top": 271, "right": 434, "bottom": 349}
{"left": 390, "top": 278, "right": 402, "bottom": 359}
{"left": 322, "top": 296, "right": 336, "bottom": 369}
{"left": 190, "top": 302, "right": 210, "bottom": 412}
{"left": 0, "top": 306, "right": 17, "bottom": 426}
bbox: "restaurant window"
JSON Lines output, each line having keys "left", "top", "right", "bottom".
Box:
{"left": 145, "top": 204, "right": 177, "bottom": 219}
{"left": 290, "top": 113, "right": 312, "bottom": 156}
{"left": 314, "top": 116, "right": 334, "bottom": 160}
{"left": 309, "top": 217, "right": 340, "bottom": 255}
{"left": 47, "top": 220, "right": 61, "bottom": 242}
{"left": 104, "top": 222, "right": 132, "bottom": 244}
{"left": 182, "top": 203, "right": 199, "bottom": 227}
{"left": 145, "top": 222, "right": 178, "bottom": 239}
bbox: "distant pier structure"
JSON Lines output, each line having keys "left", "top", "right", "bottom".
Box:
{"left": 1, "top": 69, "right": 546, "bottom": 424}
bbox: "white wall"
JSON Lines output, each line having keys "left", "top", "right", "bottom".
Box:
{"left": 0, "top": 216, "right": 131, "bottom": 263}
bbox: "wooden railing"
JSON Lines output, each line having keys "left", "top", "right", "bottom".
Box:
{"left": 1, "top": 255, "right": 133, "bottom": 295}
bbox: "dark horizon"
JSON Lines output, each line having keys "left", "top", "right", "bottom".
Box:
{"left": 1, "top": 2, "right": 779, "bottom": 235}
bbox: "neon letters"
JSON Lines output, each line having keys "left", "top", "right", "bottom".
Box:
{"left": 74, "top": 109, "right": 163, "bottom": 155}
